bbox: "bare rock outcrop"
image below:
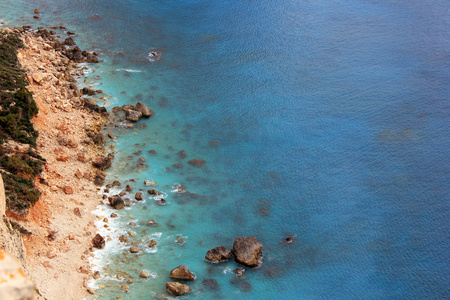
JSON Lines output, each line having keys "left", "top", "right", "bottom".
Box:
{"left": 169, "top": 265, "right": 195, "bottom": 281}
{"left": 166, "top": 282, "right": 191, "bottom": 296}
{"left": 232, "top": 236, "right": 263, "bottom": 267}
{"left": 205, "top": 246, "right": 232, "bottom": 263}
{"left": 135, "top": 102, "right": 152, "bottom": 117}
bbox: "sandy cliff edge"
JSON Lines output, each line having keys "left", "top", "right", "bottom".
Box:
{"left": 6, "top": 28, "right": 108, "bottom": 299}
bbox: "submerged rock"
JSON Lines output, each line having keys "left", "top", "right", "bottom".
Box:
{"left": 166, "top": 282, "right": 190, "bottom": 296}
{"left": 232, "top": 236, "right": 263, "bottom": 267}
{"left": 188, "top": 159, "right": 206, "bottom": 167}
{"left": 130, "top": 247, "right": 141, "bottom": 253}
{"left": 205, "top": 246, "right": 232, "bottom": 263}
{"left": 202, "top": 279, "right": 220, "bottom": 291}
{"left": 92, "top": 234, "right": 105, "bottom": 249}
{"left": 169, "top": 265, "right": 195, "bottom": 281}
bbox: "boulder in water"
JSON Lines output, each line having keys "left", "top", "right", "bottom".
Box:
{"left": 205, "top": 246, "right": 232, "bottom": 263}
{"left": 125, "top": 110, "right": 142, "bottom": 122}
{"left": 108, "top": 195, "right": 125, "bottom": 209}
{"left": 135, "top": 102, "right": 152, "bottom": 117}
{"left": 166, "top": 282, "right": 191, "bottom": 296}
{"left": 169, "top": 265, "right": 195, "bottom": 281}
{"left": 232, "top": 236, "right": 262, "bottom": 267}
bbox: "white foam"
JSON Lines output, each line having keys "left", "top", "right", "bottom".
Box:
{"left": 115, "top": 68, "right": 144, "bottom": 73}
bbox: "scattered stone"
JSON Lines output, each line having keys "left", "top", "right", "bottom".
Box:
{"left": 112, "top": 180, "right": 121, "bottom": 187}
{"left": 119, "top": 235, "right": 128, "bottom": 243}
{"left": 285, "top": 236, "right": 295, "bottom": 244}
{"left": 126, "top": 185, "right": 132, "bottom": 191}
{"left": 75, "top": 169, "right": 83, "bottom": 179}
{"left": 147, "top": 189, "right": 159, "bottom": 195}
{"left": 108, "top": 133, "right": 114, "bottom": 139}
{"left": 166, "top": 282, "right": 191, "bottom": 296}
{"left": 129, "top": 222, "right": 136, "bottom": 226}
{"left": 110, "top": 213, "right": 118, "bottom": 218}
{"left": 47, "top": 250, "right": 57, "bottom": 259}
{"left": 149, "top": 240, "right": 157, "bottom": 248}
{"left": 73, "top": 207, "right": 82, "bottom": 217}
{"left": 232, "top": 236, "right": 263, "bottom": 268}
{"left": 92, "top": 234, "right": 105, "bottom": 249}
{"left": 169, "top": 265, "right": 195, "bottom": 281}
{"left": 188, "top": 159, "right": 206, "bottom": 167}
{"left": 108, "top": 195, "right": 125, "bottom": 209}
{"left": 146, "top": 220, "right": 158, "bottom": 226}
{"left": 57, "top": 154, "right": 69, "bottom": 162}
{"left": 156, "top": 198, "right": 166, "bottom": 205}
{"left": 144, "top": 180, "right": 157, "bottom": 187}
{"left": 139, "top": 271, "right": 149, "bottom": 278}
{"left": 57, "top": 135, "right": 78, "bottom": 148}
{"left": 135, "top": 192, "right": 143, "bottom": 201}
{"left": 64, "top": 186, "right": 74, "bottom": 195}
{"left": 34, "top": 9, "right": 40, "bottom": 13}
{"left": 86, "top": 288, "right": 95, "bottom": 295}
{"left": 205, "top": 246, "right": 232, "bottom": 263}
{"left": 64, "top": 37, "right": 76, "bottom": 46}
{"left": 81, "top": 87, "right": 96, "bottom": 95}
{"left": 93, "top": 271, "right": 101, "bottom": 279}
{"left": 77, "top": 152, "right": 90, "bottom": 162}
{"left": 202, "top": 279, "right": 219, "bottom": 291}
{"left": 130, "top": 247, "right": 140, "bottom": 254}
{"left": 92, "top": 153, "right": 114, "bottom": 170}
{"left": 234, "top": 268, "right": 245, "bottom": 277}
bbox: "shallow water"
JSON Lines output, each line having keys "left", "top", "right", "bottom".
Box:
{"left": 1, "top": 0, "right": 449, "bottom": 299}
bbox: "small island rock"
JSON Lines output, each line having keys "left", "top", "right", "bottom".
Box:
{"left": 169, "top": 265, "right": 195, "bottom": 281}
{"left": 166, "top": 282, "right": 191, "bottom": 296}
{"left": 205, "top": 246, "right": 232, "bottom": 263}
{"left": 232, "top": 236, "right": 263, "bottom": 268}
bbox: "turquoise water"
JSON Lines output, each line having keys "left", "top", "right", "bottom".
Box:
{"left": 1, "top": 0, "right": 449, "bottom": 299}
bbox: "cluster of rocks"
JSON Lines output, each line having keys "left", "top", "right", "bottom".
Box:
{"left": 166, "top": 265, "right": 195, "bottom": 296}
{"left": 110, "top": 102, "right": 153, "bottom": 122}
{"left": 164, "top": 237, "right": 263, "bottom": 297}
{"left": 206, "top": 236, "right": 263, "bottom": 267}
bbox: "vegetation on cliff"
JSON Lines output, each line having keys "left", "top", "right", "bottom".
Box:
{"left": 0, "top": 29, "right": 44, "bottom": 214}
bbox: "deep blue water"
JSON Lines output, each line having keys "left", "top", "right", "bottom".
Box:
{"left": 1, "top": 0, "right": 449, "bottom": 299}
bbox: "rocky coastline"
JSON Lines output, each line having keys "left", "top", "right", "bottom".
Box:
{"left": 0, "top": 25, "right": 112, "bottom": 299}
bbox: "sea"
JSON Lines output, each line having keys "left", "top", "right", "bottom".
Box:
{"left": 1, "top": 0, "right": 449, "bottom": 299}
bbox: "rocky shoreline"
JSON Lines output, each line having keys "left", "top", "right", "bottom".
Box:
{"left": 0, "top": 25, "right": 113, "bottom": 299}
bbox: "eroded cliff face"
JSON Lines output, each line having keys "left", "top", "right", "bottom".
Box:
{"left": 0, "top": 176, "right": 43, "bottom": 299}
{"left": 0, "top": 175, "right": 27, "bottom": 271}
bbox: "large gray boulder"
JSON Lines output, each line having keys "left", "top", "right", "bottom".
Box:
{"left": 232, "top": 236, "right": 262, "bottom": 267}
